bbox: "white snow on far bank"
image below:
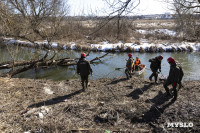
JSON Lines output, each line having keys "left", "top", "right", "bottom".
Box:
{"left": 90, "top": 40, "right": 200, "bottom": 52}
{"left": 2, "top": 30, "right": 200, "bottom": 52}
{"left": 137, "top": 29, "right": 176, "bottom": 36}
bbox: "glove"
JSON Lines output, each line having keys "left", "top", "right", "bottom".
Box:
{"left": 173, "top": 82, "right": 176, "bottom": 87}
{"left": 159, "top": 69, "right": 161, "bottom": 72}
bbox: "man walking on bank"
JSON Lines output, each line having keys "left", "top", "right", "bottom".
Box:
{"left": 164, "top": 57, "right": 184, "bottom": 100}
{"left": 77, "top": 52, "right": 93, "bottom": 91}
{"left": 149, "top": 55, "right": 163, "bottom": 84}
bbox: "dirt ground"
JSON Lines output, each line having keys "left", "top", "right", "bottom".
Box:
{"left": 0, "top": 76, "right": 199, "bottom": 133}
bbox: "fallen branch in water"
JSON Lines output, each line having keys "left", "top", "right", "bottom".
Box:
{"left": 0, "top": 52, "right": 109, "bottom": 78}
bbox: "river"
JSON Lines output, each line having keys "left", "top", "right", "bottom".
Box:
{"left": 0, "top": 45, "right": 200, "bottom": 81}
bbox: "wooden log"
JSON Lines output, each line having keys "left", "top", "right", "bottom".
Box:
{"left": 0, "top": 52, "right": 109, "bottom": 77}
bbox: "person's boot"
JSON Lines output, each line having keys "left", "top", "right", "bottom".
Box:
{"left": 154, "top": 81, "right": 158, "bottom": 84}
{"left": 164, "top": 85, "right": 171, "bottom": 98}
{"left": 149, "top": 75, "right": 153, "bottom": 81}
{"left": 154, "top": 75, "right": 158, "bottom": 84}
{"left": 173, "top": 89, "right": 177, "bottom": 100}
{"left": 82, "top": 86, "right": 85, "bottom": 92}
{"left": 86, "top": 82, "right": 88, "bottom": 89}
{"left": 82, "top": 82, "right": 85, "bottom": 92}
{"left": 126, "top": 74, "right": 129, "bottom": 80}
{"left": 178, "top": 82, "right": 183, "bottom": 91}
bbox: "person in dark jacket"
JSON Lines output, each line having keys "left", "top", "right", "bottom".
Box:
{"left": 164, "top": 57, "right": 184, "bottom": 100}
{"left": 77, "top": 52, "right": 93, "bottom": 91}
{"left": 149, "top": 55, "right": 163, "bottom": 83}
{"left": 125, "top": 53, "right": 134, "bottom": 79}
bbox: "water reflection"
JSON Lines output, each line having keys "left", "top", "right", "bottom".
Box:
{"left": 0, "top": 45, "right": 200, "bottom": 81}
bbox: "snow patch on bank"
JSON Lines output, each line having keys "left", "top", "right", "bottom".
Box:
{"left": 2, "top": 35, "right": 200, "bottom": 52}
{"left": 137, "top": 29, "right": 176, "bottom": 36}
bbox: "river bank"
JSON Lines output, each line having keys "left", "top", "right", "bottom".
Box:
{"left": 0, "top": 76, "right": 199, "bottom": 132}
{"left": 1, "top": 37, "right": 200, "bottom": 52}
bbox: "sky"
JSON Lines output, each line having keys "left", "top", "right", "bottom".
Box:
{"left": 68, "top": 0, "right": 173, "bottom": 16}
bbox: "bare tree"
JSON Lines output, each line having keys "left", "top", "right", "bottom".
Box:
{"left": 0, "top": 0, "right": 73, "bottom": 77}
{"left": 166, "top": 0, "right": 200, "bottom": 41}
{"left": 0, "top": 0, "right": 69, "bottom": 43}
{"left": 90, "top": 0, "right": 140, "bottom": 41}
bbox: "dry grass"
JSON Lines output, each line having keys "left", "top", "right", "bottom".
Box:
{"left": 1, "top": 76, "right": 199, "bottom": 132}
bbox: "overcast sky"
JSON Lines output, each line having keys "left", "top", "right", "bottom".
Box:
{"left": 68, "top": 0, "right": 173, "bottom": 16}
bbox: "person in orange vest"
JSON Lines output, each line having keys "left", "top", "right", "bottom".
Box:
{"left": 125, "top": 53, "right": 134, "bottom": 79}
{"left": 134, "top": 57, "right": 141, "bottom": 71}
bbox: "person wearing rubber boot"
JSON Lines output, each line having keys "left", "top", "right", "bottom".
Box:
{"left": 125, "top": 53, "right": 134, "bottom": 79}
{"left": 149, "top": 55, "right": 163, "bottom": 84}
{"left": 77, "top": 52, "right": 93, "bottom": 91}
{"left": 164, "top": 57, "right": 184, "bottom": 100}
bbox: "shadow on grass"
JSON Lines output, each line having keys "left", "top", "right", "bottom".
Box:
{"left": 108, "top": 77, "right": 127, "bottom": 85}
{"left": 131, "top": 91, "right": 176, "bottom": 123}
{"left": 126, "top": 83, "right": 154, "bottom": 100}
{"left": 28, "top": 89, "right": 83, "bottom": 108}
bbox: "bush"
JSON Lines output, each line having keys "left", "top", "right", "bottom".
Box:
{"left": 134, "top": 40, "right": 141, "bottom": 45}
{"left": 139, "top": 47, "right": 145, "bottom": 53}
{"left": 187, "top": 46, "right": 194, "bottom": 52}
{"left": 117, "top": 44, "right": 125, "bottom": 52}
{"left": 81, "top": 45, "right": 91, "bottom": 51}
{"left": 171, "top": 47, "right": 176, "bottom": 52}
{"left": 148, "top": 46, "right": 155, "bottom": 52}
{"left": 177, "top": 47, "right": 182, "bottom": 52}
{"left": 74, "top": 44, "right": 81, "bottom": 51}
{"left": 91, "top": 47, "right": 98, "bottom": 52}
{"left": 125, "top": 46, "right": 133, "bottom": 52}
{"left": 158, "top": 47, "right": 164, "bottom": 52}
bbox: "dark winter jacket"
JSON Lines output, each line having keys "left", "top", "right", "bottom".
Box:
{"left": 166, "top": 62, "right": 184, "bottom": 83}
{"left": 77, "top": 58, "right": 93, "bottom": 76}
{"left": 126, "top": 58, "right": 133, "bottom": 70}
{"left": 149, "top": 57, "right": 161, "bottom": 71}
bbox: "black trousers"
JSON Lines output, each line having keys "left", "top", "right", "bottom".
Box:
{"left": 149, "top": 69, "right": 158, "bottom": 82}
{"left": 80, "top": 75, "right": 89, "bottom": 89}
{"left": 163, "top": 80, "right": 177, "bottom": 99}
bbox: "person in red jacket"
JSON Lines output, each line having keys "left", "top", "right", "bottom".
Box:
{"left": 164, "top": 57, "right": 184, "bottom": 100}
{"left": 77, "top": 52, "right": 93, "bottom": 91}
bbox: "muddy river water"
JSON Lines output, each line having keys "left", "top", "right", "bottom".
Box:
{"left": 0, "top": 45, "right": 200, "bottom": 81}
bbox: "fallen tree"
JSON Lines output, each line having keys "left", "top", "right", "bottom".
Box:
{"left": 0, "top": 50, "right": 109, "bottom": 78}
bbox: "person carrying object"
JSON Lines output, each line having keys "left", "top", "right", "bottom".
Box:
{"left": 149, "top": 55, "right": 163, "bottom": 84}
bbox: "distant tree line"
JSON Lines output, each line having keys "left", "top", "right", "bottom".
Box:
{"left": 0, "top": 0, "right": 200, "bottom": 43}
